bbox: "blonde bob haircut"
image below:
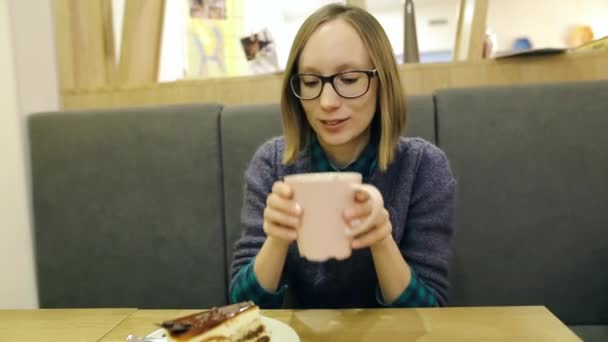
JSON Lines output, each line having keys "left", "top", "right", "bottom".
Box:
{"left": 280, "top": 3, "right": 406, "bottom": 171}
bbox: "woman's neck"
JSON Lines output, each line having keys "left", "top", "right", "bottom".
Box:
{"left": 319, "top": 128, "right": 371, "bottom": 168}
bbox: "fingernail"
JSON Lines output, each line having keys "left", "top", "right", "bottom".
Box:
{"left": 291, "top": 217, "right": 299, "bottom": 225}
{"left": 350, "top": 219, "right": 361, "bottom": 228}
{"left": 294, "top": 203, "right": 302, "bottom": 214}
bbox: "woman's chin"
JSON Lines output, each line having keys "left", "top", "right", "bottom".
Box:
{"left": 317, "top": 133, "right": 351, "bottom": 147}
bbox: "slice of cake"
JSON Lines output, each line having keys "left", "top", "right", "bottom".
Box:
{"left": 160, "top": 301, "right": 269, "bottom": 342}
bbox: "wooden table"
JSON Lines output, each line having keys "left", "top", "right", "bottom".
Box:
{"left": 98, "top": 306, "right": 581, "bottom": 342}
{"left": 0, "top": 308, "right": 136, "bottom": 342}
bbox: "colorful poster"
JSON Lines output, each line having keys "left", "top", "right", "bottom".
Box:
{"left": 240, "top": 28, "right": 280, "bottom": 75}
{"left": 190, "top": 0, "right": 226, "bottom": 19}
{"left": 185, "top": 0, "right": 246, "bottom": 78}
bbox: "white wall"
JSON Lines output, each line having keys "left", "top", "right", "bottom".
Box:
{"left": 10, "top": 0, "right": 60, "bottom": 115}
{"left": 373, "top": 0, "right": 461, "bottom": 55}
{"left": 0, "top": 0, "right": 60, "bottom": 308}
{"left": 158, "top": 0, "right": 187, "bottom": 82}
{"left": 0, "top": 0, "right": 36, "bottom": 309}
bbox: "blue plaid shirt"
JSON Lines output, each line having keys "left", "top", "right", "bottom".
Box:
{"left": 230, "top": 134, "right": 439, "bottom": 308}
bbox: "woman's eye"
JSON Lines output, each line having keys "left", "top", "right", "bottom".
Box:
{"left": 339, "top": 76, "right": 360, "bottom": 84}
{"left": 302, "top": 80, "right": 320, "bottom": 87}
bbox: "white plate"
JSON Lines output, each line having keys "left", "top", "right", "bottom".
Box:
{"left": 146, "top": 316, "right": 299, "bottom": 341}
{"left": 261, "top": 316, "right": 300, "bottom": 341}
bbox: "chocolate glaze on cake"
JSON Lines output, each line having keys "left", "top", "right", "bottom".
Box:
{"left": 160, "top": 301, "right": 260, "bottom": 340}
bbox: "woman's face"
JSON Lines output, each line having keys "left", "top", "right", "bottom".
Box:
{"left": 297, "top": 18, "right": 377, "bottom": 157}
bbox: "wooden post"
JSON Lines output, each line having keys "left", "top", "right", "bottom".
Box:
{"left": 453, "top": 0, "right": 488, "bottom": 61}
{"left": 53, "top": 0, "right": 116, "bottom": 90}
{"left": 403, "top": 0, "right": 420, "bottom": 63}
{"left": 118, "top": 0, "right": 165, "bottom": 85}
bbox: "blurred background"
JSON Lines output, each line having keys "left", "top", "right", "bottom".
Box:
{"left": 113, "top": 0, "right": 607, "bottom": 81}
{"left": 1, "top": 0, "right": 607, "bottom": 309}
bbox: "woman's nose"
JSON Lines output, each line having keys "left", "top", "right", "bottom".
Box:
{"left": 319, "top": 82, "right": 341, "bottom": 109}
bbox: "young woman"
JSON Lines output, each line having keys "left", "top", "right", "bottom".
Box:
{"left": 230, "top": 3, "right": 455, "bottom": 309}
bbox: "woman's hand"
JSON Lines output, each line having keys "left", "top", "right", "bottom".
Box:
{"left": 343, "top": 184, "right": 392, "bottom": 249}
{"left": 263, "top": 181, "right": 302, "bottom": 246}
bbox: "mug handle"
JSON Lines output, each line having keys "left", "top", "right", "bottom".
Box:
{"left": 348, "top": 183, "right": 384, "bottom": 236}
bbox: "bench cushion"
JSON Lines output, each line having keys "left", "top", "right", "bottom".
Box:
{"left": 436, "top": 81, "right": 608, "bottom": 325}
{"left": 29, "top": 104, "right": 227, "bottom": 308}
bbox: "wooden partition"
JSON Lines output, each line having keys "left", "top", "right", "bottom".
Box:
{"left": 54, "top": 0, "right": 116, "bottom": 89}
{"left": 61, "top": 51, "right": 608, "bottom": 110}
{"left": 54, "top": 0, "right": 164, "bottom": 90}
{"left": 55, "top": 1, "right": 607, "bottom": 110}
{"left": 118, "top": 0, "right": 165, "bottom": 85}
{"left": 453, "top": 0, "right": 489, "bottom": 61}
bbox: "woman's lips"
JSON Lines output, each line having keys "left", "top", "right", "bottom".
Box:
{"left": 319, "top": 118, "right": 349, "bottom": 132}
{"left": 320, "top": 118, "right": 348, "bottom": 126}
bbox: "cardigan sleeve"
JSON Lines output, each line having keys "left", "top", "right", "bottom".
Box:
{"left": 398, "top": 142, "right": 456, "bottom": 306}
{"left": 229, "top": 138, "right": 288, "bottom": 308}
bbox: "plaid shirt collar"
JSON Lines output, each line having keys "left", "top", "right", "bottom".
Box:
{"left": 310, "top": 132, "right": 378, "bottom": 182}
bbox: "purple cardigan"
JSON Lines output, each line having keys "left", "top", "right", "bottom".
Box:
{"left": 230, "top": 136, "right": 456, "bottom": 308}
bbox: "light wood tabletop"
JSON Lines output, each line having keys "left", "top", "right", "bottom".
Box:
{"left": 0, "top": 308, "right": 136, "bottom": 342}
{"left": 98, "top": 306, "right": 582, "bottom": 342}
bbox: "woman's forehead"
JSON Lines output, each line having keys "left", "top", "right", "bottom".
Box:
{"left": 298, "top": 19, "right": 373, "bottom": 74}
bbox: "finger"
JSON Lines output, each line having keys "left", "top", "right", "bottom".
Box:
{"left": 346, "top": 184, "right": 384, "bottom": 236}
{"left": 263, "top": 220, "right": 297, "bottom": 241}
{"left": 343, "top": 200, "right": 373, "bottom": 221}
{"left": 347, "top": 207, "right": 388, "bottom": 237}
{"left": 351, "top": 219, "right": 391, "bottom": 249}
{"left": 267, "top": 193, "right": 302, "bottom": 216}
{"left": 264, "top": 206, "right": 300, "bottom": 229}
{"left": 272, "top": 181, "right": 293, "bottom": 199}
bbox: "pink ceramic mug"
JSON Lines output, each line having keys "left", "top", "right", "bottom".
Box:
{"left": 284, "top": 172, "right": 362, "bottom": 261}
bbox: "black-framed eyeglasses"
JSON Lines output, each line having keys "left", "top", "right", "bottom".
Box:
{"left": 290, "top": 69, "right": 377, "bottom": 100}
